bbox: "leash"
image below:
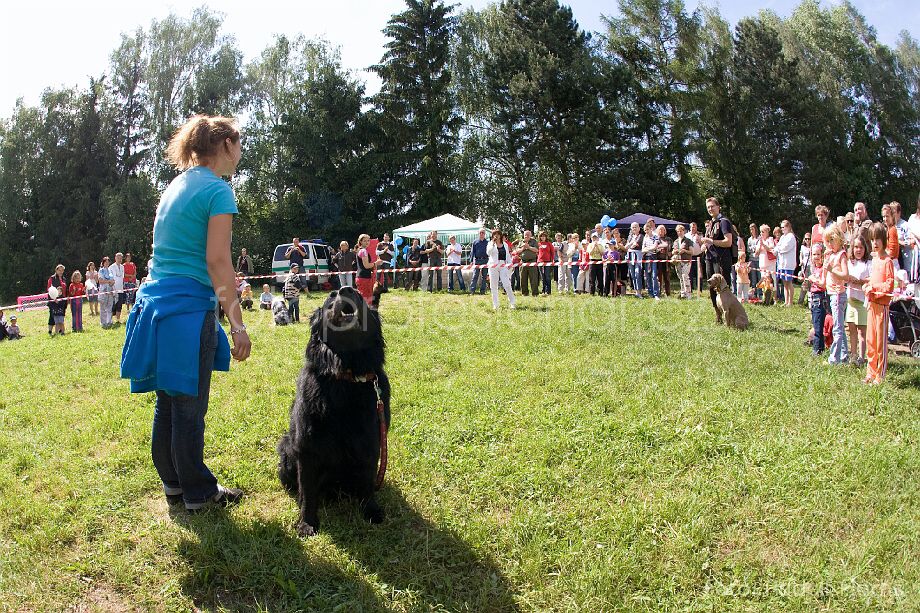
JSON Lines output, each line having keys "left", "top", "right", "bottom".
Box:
{"left": 372, "top": 378, "right": 387, "bottom": 490}
{"left": 336, "top": 370, "right": 389, "bottom": 490}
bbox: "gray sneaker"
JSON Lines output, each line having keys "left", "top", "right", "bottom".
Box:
{"left": 186, "top": 485, "right": 244, "bottom": 513}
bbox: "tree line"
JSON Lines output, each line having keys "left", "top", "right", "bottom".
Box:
{"left": 1, "top": 0, "right": 918, "bottom": 301}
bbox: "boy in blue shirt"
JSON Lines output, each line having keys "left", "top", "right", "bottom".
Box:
{"left": 260, "top": 284, "right": 273, "bottom": 310}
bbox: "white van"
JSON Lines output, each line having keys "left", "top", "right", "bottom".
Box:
{"left": 272, "top": 240, "right": 332, "bottom": 290}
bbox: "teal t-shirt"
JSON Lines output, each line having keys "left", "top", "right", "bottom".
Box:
{"left": 148, "top": 167, "right": 239, "bottom": 288}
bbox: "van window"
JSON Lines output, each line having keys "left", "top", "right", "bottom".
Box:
{"left": 274, "top": 245, "right": 290, "bottom": 261}
{"left": 314, "top": 245, "right": 330, "bottom": 260}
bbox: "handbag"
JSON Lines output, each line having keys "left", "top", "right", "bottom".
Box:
{"left": 764, "top": 239, "right": 777, "bottom": 261}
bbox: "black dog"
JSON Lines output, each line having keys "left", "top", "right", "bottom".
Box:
{"left": 277, "top": 285, "right": 391, "bottom": 537}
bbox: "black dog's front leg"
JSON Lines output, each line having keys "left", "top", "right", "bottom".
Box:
{"left": 355, "top": 467, "right": 384, "bottom": 524}
{"left": 296, "top": 462, "right": 321, "bottom": 537}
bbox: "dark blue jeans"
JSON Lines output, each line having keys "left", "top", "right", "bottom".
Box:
{"left": 749, "top": 261, "right": 761, "bottom": 299}
{"left": 447, "top": 263, "right": 466, "bottom": 291}
{"left": 644, "top": 261, "right": 659, "bottom": 297}
{"left": 288, "top": 296, "right": 300, "bottom": 322}
{"left": 810, "top": 291, "right": 827, "bottom": 353}
{"left": 152, "top": 311, "right": 219, "bottom": 506}
{"left": 469, "top": 261, "right": 488, "bottom": 293}
{"left": 540, "top": 265, "right": 553, "bottom": 294}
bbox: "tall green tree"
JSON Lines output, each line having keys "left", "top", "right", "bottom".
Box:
{"left": 603, "top": 0, "right": 705, "bottom": 220}
{"left": 697, "top": 15, "right": 806, "bottom": 226}
{"left": 453, "top": 0, "right": 617, "bottom": 231}
{"left": 278, "top": 43, "right": 378, "bottom": 243}
{"left": 142, "top": 8, "right": 244, "bottom": 184}
{"left": 778, "top": 0, "right": 920, "bottom": 209}
{"left": 0, "top": 83, "right": 122, "bottom": 300}
{"left": 373, "top": 0, "right": 461, "bottom": 221}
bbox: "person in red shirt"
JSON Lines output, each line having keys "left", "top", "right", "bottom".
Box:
{"left": 123, "top": 252, "right": 138, "bottom": 307}
{"left": 68, "top": 270, "right": 85, "bottom": 332}
{"left": 537, "top": 231, "right": 555, "bottom": 296}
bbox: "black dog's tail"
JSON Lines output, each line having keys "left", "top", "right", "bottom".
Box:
{"left": 277, "top": 433, "right": 298, "bottom": 497}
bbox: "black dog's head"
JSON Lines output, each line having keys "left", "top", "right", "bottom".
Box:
{"left": 307, "top": 286, "right": 385, "bottom": 376}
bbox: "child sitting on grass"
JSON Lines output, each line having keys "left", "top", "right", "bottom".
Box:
{"left": 239, "top": 280, "right": 254, "bottom": 311}
{"left": 806, "top": 312, "right": 832, "bottom": 350}
{"left": 864, "top": 222, "right": 895, "bottom": 385}
{"left": 260, "top": 284, "right": 273, "bottom": 310}
{"left": 7, "top": 314, "right": 21, "bottom": 340}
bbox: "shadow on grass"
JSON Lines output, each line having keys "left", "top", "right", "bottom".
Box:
{"left": 885, "top": 360, "right": 920, "bottom": 389}
{"left": 509, "top": 302, "right": 549, "bottom": 312}
{"left": 175, "top": 512, "right": 382, "bottom": 611}
{"left": 323, "top": 487, "right": 521, "bottom": 612}
{"left": 173, "top": 487, "right": 520, "bottom": 612}
{"left": 746, "top": 307, "right": 805, "bottom": 337}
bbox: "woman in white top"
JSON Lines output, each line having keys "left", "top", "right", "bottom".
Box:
{"left": 907, "top": 196, "right": 920, "bottom": 283}
{"left": 754, "top": 224, "right": 776, "bottom": 297}
{"left": 845, "top": 234, "right": 871, "bottom": 366}
{"left": 85, "top": 261, "right": 100, "bottom": 316}
{"left": 797, "top": 232, "right": 812, "bottom": 305}
{"left": 486, "top": 229, "right": 516, "bottom": 310}
{"left": 774, "top": 220, "right": 798, "bottom": 307}
{"left": 687, "top": 222, "right": 704, "bottom": 295}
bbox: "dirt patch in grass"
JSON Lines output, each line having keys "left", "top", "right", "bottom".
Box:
{"left": 68, "top": 584, "right": 136, "bottom": 613}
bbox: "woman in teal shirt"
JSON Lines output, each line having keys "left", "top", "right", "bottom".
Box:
{"left": 121, "top": 115, "right": 251, "bottom": 512}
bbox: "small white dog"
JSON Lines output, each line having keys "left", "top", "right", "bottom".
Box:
{"left": 272, "top": 297, "right": 291, "bottom": 326}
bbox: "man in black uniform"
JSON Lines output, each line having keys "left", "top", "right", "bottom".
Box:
{"left": 700, "top": 197, "right": 734, "bottom": 322}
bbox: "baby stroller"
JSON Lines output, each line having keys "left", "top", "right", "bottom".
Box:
{"left": 889, "top": 295, "right": 920, "bottom": 359}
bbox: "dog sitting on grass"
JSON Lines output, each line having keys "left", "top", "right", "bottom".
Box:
{"left": 277, "top": 284, "right": 390, "bottom": 537}
{"left": 708, "top": 273, "right": 749, "bottom": 330}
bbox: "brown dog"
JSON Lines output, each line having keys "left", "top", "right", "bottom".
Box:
{"left": 708, "top": 273, "right": 749, "bottom": 330}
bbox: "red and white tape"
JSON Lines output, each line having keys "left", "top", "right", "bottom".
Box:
{"left": 2, "top": 258, "right": 910, "bottom": 312}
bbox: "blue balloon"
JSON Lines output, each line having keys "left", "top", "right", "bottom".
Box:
{"left": 600, "top": 214, "right": 611, "bottom": 226}
{"left": 606, "top": 218, "right": 618, "bottom": 228}
{"left": 394, "top": 236, "right": 404, "bottom": 246}
{"left": 402, "top": 246, "right": 410, "bottom": 254}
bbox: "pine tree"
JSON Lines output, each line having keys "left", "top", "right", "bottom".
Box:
{"left": 373, "top": 0, "right": 461, "bottom": 221}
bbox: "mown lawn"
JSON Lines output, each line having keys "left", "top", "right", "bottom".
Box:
{"left": 1, "top": 290, "right": 918, "bottom": 612}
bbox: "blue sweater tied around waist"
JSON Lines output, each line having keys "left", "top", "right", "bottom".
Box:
{"left": 120, "top": 277, "right": 231, "bottom": 396}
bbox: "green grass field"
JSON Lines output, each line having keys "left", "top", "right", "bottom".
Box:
{"left": 1, "top": 290, "right": 918, "bottom": 612}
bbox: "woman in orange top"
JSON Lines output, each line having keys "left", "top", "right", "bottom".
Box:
{"left": 864, "top": 223, "right": 895, "bottom": 384}
{"left": 882, "top": 204, "right": 899, "bottom": 263}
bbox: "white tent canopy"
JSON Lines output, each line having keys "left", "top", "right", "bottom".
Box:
{"left": 392, "top": 213, "right": 483, "bottom": 245}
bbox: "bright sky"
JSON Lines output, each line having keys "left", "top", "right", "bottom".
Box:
{"left": 1, "top": 0, "right": 917, "bottom": 117}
